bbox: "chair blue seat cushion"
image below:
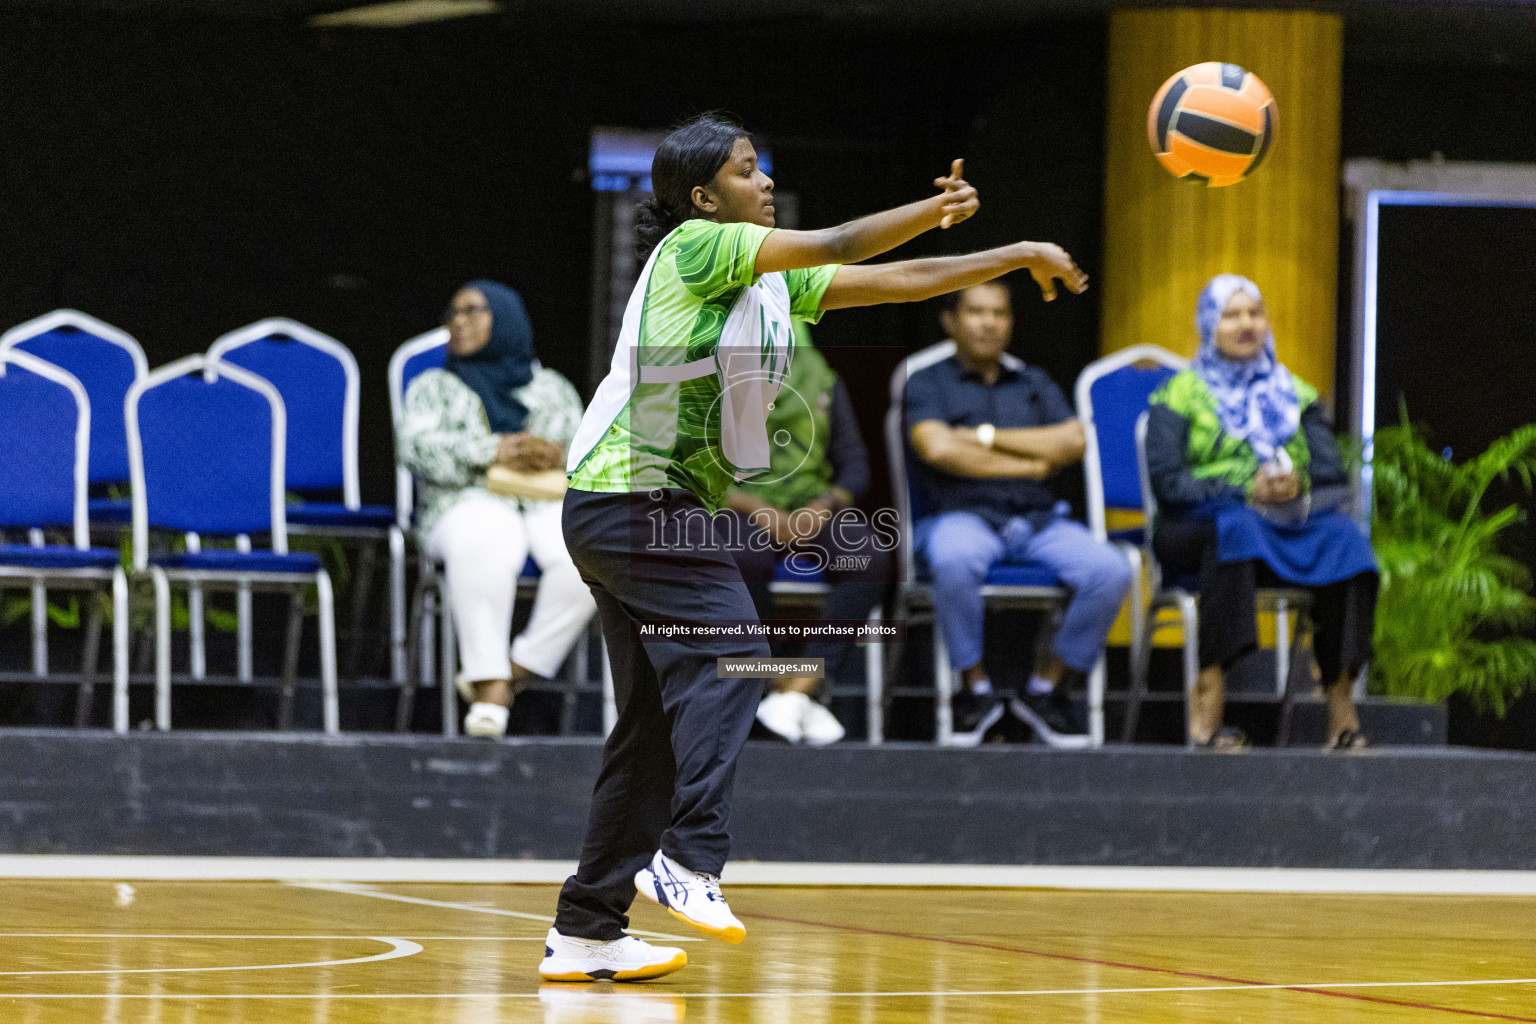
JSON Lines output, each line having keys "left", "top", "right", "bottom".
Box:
{"left": 915, "top": 560, "right": 1062, "bottom": 588}
{"left": 285, "top": 502, "right": 397, "bottom": 528}
{"left": 150, "top": 550, "right": 322, "bottom": 574}
{"left": 88, "top": 497, "right": 134, "bottom": 524}
{"left": 984, "top": 562, "right": 1062, "bottom": 588}
{"left": 774, "top": 560, "right": 824, "bottom": 584}
{"left": 0, "top": 544, "right": 122, "bottom": 570}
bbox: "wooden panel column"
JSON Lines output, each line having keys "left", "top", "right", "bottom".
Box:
{"left": 1101, "top": 7, "right": 1343, "bottom": 395}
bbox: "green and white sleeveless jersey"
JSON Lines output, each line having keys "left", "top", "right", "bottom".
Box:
{"left": 567, "top": 219, "right": 838, "bottom": 511}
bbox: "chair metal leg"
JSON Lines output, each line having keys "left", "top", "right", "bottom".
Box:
{"left": 236, "top": 534, "right": 253, "bottom": 682}
{"left": 389, "top": 526, "right": 407, "bottom": 685}
{"left": 1179, "top": 594, "right": 1200, "bottom": 741}
{"left": 112, "top": 567, "right": 129, "bottom": 735}
{"left": 74, "top": 589, "right": 104, "bottom": 728}
{"left": 439, "top": 578, "right": 457, "bottom": 738}
{"left": 150, "top": 567, "right": 172, "bottom": 731}
{"left": 29, "top": 529, "right": 47, "bottom": 678}
{"left": 341, "top": 541, "right": 379, "bottom": 682}
{"left": 395, "top": 571, "right": 433, "bottom": 733}
{"left": 1087, "top": 654, "right": 1106, "bottom": 747}
{"left": 1124, "top": 547, "right": 1145, "bottom": 689}
{"left": 277, "top": 590, "right": 305, "bottom": 731}
{"left": 1124, "top": 601, "right": 1163, "bottom": 745}
{"left": 933, "top": 618, "right": 953, "bottom": 746}
{"left": 316, "top": 567, "right": 340, "bottom": 736}
{"left": 1274, "top": 598, "right": 1290, "bottom": 698}
{"left": 185, "top": 533, "right": 205, "bottom": 681}
{"left": 1276, "top": 609, "right": 1311, "bottom": 748}
{"left": 866, "top": 607, "right": 884, "bottom": 745}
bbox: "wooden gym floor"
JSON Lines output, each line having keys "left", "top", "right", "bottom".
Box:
{"left": 2, "top": 878, "right": 1535, "bottom": 1022}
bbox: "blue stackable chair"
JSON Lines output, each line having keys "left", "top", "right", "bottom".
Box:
{"left": 208, "top": 319, "right": 400, "bottom": 686}
{"left": 387, "top": 329, "right": 594, "bottom": 736}
{"left": 1131, "top": 409, "right": 1313, "bottom": 742}
{"left": 0, "top": 348, "right": 130, "bottom": 731}
{"left": 0, "top": 310, "right": 148, "bottom": 529}
{"left": 884, "top": 341, "right": 1108, "bottom": 746}
{"left": 126, "top": 355, "right": 339, "bottom": 733}
{"left": 1075, "top": 344, "right": 1183, "bottom": 740}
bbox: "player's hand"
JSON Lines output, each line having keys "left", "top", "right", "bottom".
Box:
{"left": 1252, "top": 471, "right": 1300, "bottom": 505}
{"left": 934, "top": 159, "right": 979, "bottom": 229}
{"left": 1025, "top": 243, "right": 1089, "bottom": 302}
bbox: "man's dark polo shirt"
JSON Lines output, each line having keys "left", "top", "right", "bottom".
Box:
{"left": 904, "top": 351, "right": 1075, "bottom": 530}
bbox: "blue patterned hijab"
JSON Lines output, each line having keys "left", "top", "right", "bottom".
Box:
{"left": 1193, "top": 274, "right": 1300, "bottom": 464}
{"left": 444, "top": 280, "right": 534, "bottom": 434}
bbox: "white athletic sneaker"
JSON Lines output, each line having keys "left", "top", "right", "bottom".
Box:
{"left": 800, "top": 698, "right": 846, "bottom": 747}
{"left": 634, "top": 850, "right": 746, "bottom": 944}
{"left": 755, "top": 689, "right": 806, "bottom": 743}
{"left": 463, "top": 701, "right": 509, "bottom": 737}
{"left": 537, "top": 926, "right": 687, "bottom": 982}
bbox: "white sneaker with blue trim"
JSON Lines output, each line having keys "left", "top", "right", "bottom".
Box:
{"left": 537, "top": 926, "right": 687, "bottom": 982}
{"left": 634, "top": 851, "right": 746, "bottom": 944}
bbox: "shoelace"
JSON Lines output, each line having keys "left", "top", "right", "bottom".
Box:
{"left": 698, "top": 873, "right": 724, "bottom": 903}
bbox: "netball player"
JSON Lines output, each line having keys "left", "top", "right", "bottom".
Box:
{"left": 539, "top": 112, "right": 1086, "bottom": 982}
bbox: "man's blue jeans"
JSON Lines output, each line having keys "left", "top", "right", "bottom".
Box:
{"left": 915, "top": 512, "right": 1133, "bottom": 674}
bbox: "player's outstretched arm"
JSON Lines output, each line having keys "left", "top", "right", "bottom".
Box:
{"left": 817, "top": 241, "right": 1088, "bottom": 310}
{"left": 753, "top": 160, "right": 978, "bottom": 275}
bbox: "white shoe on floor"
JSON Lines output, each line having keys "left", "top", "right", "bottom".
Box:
{"left": 634, "top": 850, "right": 746, "bottom": 944}
{"left": 537, "top": 926, "right": 687, "bottom": 982}
{"left": 755, "top": 690, "right": 806, "bottom": 743}
{"left": 800, "top": 698, "right": 846, "bottom": 746}
{"left": 463, "top": 701, "right": 509, "bottom": 737}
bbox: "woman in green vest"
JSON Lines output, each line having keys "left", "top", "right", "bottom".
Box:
{"left": 723, "top": 323, "right": 892, "bottom": 746}
{"left": 1146, "top": 274, "right": 1377, "bottom": 751}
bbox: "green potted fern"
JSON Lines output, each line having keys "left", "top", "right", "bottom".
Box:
{"left": 1369, "top": 407, "right": 1536, "bottom": 715}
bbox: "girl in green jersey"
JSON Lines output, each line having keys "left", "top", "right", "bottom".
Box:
{"left": 540, "top": 113, "right": 1087, "bottom": 983}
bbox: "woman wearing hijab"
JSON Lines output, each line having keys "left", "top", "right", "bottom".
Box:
{"left": 1146, "top": 274, "right": 1377, "bottom": 751}
{"left": 398, "top": 280, "right": 596, "bottom": 737}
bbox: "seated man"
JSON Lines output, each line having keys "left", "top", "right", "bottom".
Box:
{"left": 906, "top": 281, "right": 1133, "bottom": 746}
{"left": 721, "top": 322, "right": 892, "bottom": 746}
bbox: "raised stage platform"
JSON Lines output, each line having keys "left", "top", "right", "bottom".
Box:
{"left": 2, "top": 730, "right": 1533, "bottom": 870}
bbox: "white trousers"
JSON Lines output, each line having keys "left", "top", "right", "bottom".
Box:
{"left": 426, "top": 491, "right": 596, "bottom": 682}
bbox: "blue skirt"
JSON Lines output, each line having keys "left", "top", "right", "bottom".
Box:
{"left": 1212, "top": 505, "right": 1377, "bottom": 587}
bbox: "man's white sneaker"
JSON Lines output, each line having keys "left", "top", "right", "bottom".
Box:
{"left": 537, "top": 926, "right": 687, "bottom": 982}
{"left": 800, "top": 698, "right": 846, "bottom": 746}
{"left": 634, "top": 850, "right": 746, "bottom": 944}
{"left": 755, "top": 690, "right": 806, "bottom": 743}
{"left": 463, "top": 701, "right": 509, "bottom": 737}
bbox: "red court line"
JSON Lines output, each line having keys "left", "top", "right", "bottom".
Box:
{"left": 740, "top": 910, "right": 1536, "bottom": 1023}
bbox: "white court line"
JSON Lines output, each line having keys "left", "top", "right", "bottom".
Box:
{"left": 4, "top": 976, "right": 1536, "bottom": 998}
{"left": 6, "top": 855, "right": 1536, "bottom": 894}
{"left": 0, "top": 937, "right": 420, "bottom": 976}
{"left": 292, "top": 880, "right": 700, "bottom": 943}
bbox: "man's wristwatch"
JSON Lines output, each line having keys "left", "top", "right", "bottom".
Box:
{"left": 976, "top": 423, "right": 996, "bottom": 449}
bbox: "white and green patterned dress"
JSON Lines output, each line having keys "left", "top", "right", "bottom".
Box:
{"left": 399, "top": 366, "right": 584, "bottom": 540}
{"left": 567, "top": 219, "right": 839, "bottom": 511}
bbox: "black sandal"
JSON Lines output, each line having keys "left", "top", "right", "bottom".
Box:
{"left": 1327, "top": 728, "right": 1371, "bottom": 752}
{"left": 1191, "top": 726, "right": 1250, "bottom": 751}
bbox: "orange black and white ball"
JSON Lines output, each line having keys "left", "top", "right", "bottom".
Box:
{"left": 1147, "top": 62, "right": 1276, "bottom": 187}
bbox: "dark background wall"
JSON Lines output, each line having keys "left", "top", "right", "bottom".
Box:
{"left": 0, "top": 12, "right": 1107, "bottom": 513}
{"left": 5, "top": 9, "right": 1535, "bottom": 507}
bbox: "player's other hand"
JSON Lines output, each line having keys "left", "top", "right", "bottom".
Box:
{"left": 1025, "top": 243, "right": 1089, "bottom": 302}
{"left": 934, "top": 159, "right": 978, "bottom": 229}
